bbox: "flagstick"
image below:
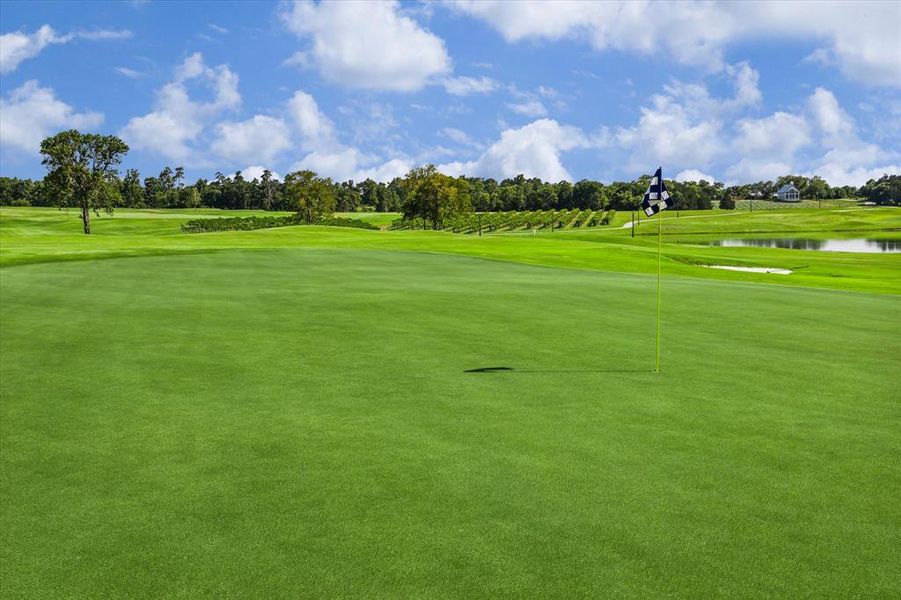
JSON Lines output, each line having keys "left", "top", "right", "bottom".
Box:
{"left": 655, "top": 207, "right": 662, "bottom": 373}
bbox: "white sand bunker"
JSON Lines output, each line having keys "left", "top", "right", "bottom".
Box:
{"left": 704, "top": 265, "right": 792, "bottom": 275}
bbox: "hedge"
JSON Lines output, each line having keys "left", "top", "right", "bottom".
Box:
{"left": 182, "top": 214, "right": 378, "bottom": 233}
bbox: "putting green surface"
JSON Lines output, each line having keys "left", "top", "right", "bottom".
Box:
{"left": 1, "top": 208, "right": 900, "bottom": 597}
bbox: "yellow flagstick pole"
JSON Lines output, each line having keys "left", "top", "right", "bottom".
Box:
{"left": 655, "top": 204, "right": 662, "bottom": 373}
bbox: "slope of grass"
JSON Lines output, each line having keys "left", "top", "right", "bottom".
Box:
{"left": 336, "top": 211, "right": 400, "bottom": 227}
{"left": 2, "top": 207, "right": 899, "bottom": 294}
{"left": 728, "top": 198, "right": 859, "bottom": 210}
{"left": 2, "top": 248, "right": 899, "bottom": 597}
{"left": 598, "top": 205, "right": 900, "bottom": 232}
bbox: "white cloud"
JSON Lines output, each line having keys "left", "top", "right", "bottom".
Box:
{"left": 174, "top": 52, "right": 206, "bottom": 81}
{"left": 447, "top": 1, "right": 736, "bottom": 70}
{"left": 0, "top": 25, "right": 69, "bottom": 74}
{"left": 282, "top": 51, "right": 310, "bottom": 69}
{"left": 616, "top": 95, "right": 723, "bottom": 171}
{"left": 722, "top": 86, "right": 900, "bottom": 186}
{"left": 733, "top": 112, "right": 811, "bottom": 158}
{"left": 211, "top": 115, "right": 292, "bottom": 163}
{"left": 675, "top": 169, "right": 716, "bottom": 183}
{"left": 240, "top": 166, "right": 281, "bottom": 181}
{"left": 448, "top": 1, "right": 596, "bottom": 44}
{"left": 807, "top": 87, "right": 854, "bottom": 138}
{"left": 508, "top": 99, "right": 547, "bottom": 117}
{"left": 335, "top": 99, "right": 399, "bottom": 146}
{"left": 654, "top": 62, "right": 762, "bottom": 119}
{"left": 804, "top": 88, "right": 900, "bottom": 186}
{"left": 295, "top": 147, "right": 365, "bottom": 178}
{"left": 725, "top": 111, "right": 811, "bottom": 182}
{"left": 448, "top": 1, "right": 901, "bottom": 87}
{"left": 441, "top": 127, "right": 469, "bottom": 145}
{"left": 119, "top": 110, "right": 201, "bottom": 163}
{"left": 0, "top": 25, "right": 131, "bottom": 74}
{"left": 76, "top": 29, "right": 132, "bottom": 41}
{"left": 726, "top": 159, "right": 796, "bottom": 184}
{"left": 293, "top": 147, "right": 410, "bottom": 182}
{"left": 115, "top": 66, "right": 143, "bottom": 79}
{"left": 281, "top": 0, "right": 451, "bottom": 91}
{"left": 724, "top": 61, "right": 762, "bottom": 108}
{"left": 443, "top": 75, "right": 499, "bottom": 96}
{"left": 615, "top": 62, "right": 767, "bottom": 176}
{"left": 439, "top": 118, "right": 596, "bottom": 181}
{"left": 355, "top": 157, "right": 411, "bottom": 182}
{"left": 120, "top": 52, "right": 240, "bottom": 163}
{"left": 287, "top": 90, "right": 336, "bottom": 149}
{"left": 441, "top": 127, "right": 480, "bottom": 148}
{"left": 283, "top": 89, "right": 409, "bottom": 181}
{"left": 208, "top": 24, "right": 229, "bottom": 35}
{"left": 813, "top": 163, "right": 900, "bottom": 188}
{"left": 802, "top": 47, "right": 833, "bottom": 68}
{"left": 0, "top": 80, "right": 103, "bottom": 155}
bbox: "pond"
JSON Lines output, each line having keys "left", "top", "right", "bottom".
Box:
{"left": 701, "top": 238, "right": 901, "bottom": 253}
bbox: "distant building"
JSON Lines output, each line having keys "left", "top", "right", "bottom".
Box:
{"left": 776, "top": 182, "right": 801, "bottom": 202}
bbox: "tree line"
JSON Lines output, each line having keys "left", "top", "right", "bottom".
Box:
{"left": 3, "top": 165, "right": 881, "bottom": 213}
{"left": 1, "top": 130, "right": 897, "bottom": 234}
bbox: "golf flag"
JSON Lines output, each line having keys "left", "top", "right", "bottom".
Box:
{"left": 641, "top": 167, "right": 672, "bottom": 217}
{"left": 641, "top": 166, "right": 669, "bottom": 373}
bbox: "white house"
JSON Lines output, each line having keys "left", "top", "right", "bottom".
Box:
{"left": 776, "top": 183, "right": 800, "bottom": 202}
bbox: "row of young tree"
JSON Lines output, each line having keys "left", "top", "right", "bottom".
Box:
{"left": 2, "top": 130, "right": 898, "bottom": 234}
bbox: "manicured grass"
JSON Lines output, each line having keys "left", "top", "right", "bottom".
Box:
{"left": 336, "top": 211, "right": 400, "bottom": 227}
{"left": 2, "top": 207, "right": 899, "bottom": 293}
{"left": 728, "top": 198, "right": 859, "bottom": 210}
{"left": 1, "top": 208, "right": 900, "bottom": 596}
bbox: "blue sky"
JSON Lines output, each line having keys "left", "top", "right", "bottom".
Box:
{"left": 1, "top": 0, "right": 899, "bottom": 186}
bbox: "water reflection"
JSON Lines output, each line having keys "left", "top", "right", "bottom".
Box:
{"left": 704, "top": 238, "right": 900, "bottom": 253}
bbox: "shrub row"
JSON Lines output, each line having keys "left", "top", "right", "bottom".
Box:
{"left": 391, "top": 210, "right": 615, "bottom": 234}
{"left": 182, "top": 214, "right": 378, "bottom": 233}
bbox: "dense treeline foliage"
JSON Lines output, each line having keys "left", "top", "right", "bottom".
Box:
{"left": 4, "top": 131, "right": 895, "bottom": 224}
{"left": 3, "top": 168, "right": 885, "bottom": 213}
{"left": 721, "top": 175, "right": 859, "bottom": 203}
{"left": 2, "top": 168, "right": 881, "bottom": 212}
{"left": 857, "top": 174, "right": 900, "bottom": 205}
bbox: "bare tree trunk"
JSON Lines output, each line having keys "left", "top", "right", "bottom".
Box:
{"left": 81, "top": 204, "right": 91, "bottom": 234}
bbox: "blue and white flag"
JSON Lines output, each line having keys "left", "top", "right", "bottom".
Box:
{"left": 641, "top": 167, "right": 672, "bottom": 217}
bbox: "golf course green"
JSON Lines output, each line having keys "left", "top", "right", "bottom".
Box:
{"left": 1, "top": 206, "right": 899, "bottom": 597}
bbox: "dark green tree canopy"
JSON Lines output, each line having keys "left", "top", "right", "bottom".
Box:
{"left": 40, "top": 130, "right": 129, "bottom": 234}
{"left": 7, "top": 135, "right": 879, "bottom": 215}
{"left": 284, "top": 170, "right": 337, "bottom": 223}
{"left": 402, "top": 165, "right": 472, "bottom": 229}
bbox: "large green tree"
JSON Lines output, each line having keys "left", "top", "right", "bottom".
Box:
{"left": 259, "top": 169, "right": 277, "bottom": 211}
{"left": 120, "top": 168, "right": 144, "bottom": 208}
{"left": 284, "top": 170, "right": 336, "bottom": 222}
{"left": 402, "top": 165, "right": 472, "bottom": 229}
{"left": 40, "top": 130, "right": 129, "bottom": 234}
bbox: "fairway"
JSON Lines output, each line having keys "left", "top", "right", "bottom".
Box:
{"left": 1, "top": 208, "right": 900, "bottom": 596}
{"left": 4, "top": 0, "right": 901, "bottom": 594}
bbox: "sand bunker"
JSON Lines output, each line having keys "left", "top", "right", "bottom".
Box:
{"left": 703, "top": 265, "right": 792, "bottom": 275}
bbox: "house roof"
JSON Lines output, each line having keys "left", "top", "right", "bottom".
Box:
{"left": 777, "top": 184, "right": 798, "bottom": 193}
